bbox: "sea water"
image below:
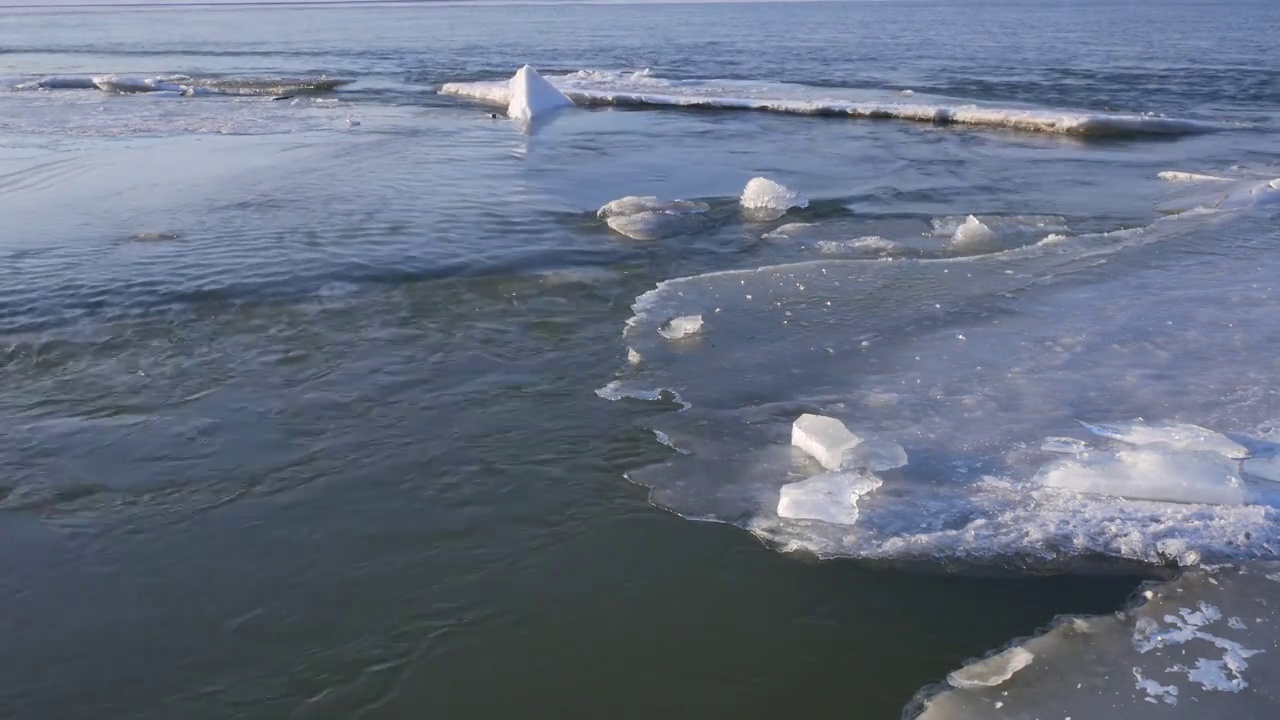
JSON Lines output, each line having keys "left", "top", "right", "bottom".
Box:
{"left": 2, "top": 1, "right": 1279, "bottom": 718}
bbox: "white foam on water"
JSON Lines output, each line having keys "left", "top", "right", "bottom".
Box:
{"left": 440, "top": 69, "right": 1222, "bottom": 136}
{"left": 506, "top": 65, "right": 573, "bottom": 121}
{"left": 1080, "top": 420, "right": 1251, "bottom": 459}
{"left": 913, "top": 564, "right": 1277, "bottom": 719}
{"left": 1035, "top": 445, "right": 1246, "bottom": 505}
{"left": 776, "top": 471, "right": 881, "bottom": 526}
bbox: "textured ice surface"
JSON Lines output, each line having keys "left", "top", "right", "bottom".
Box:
{"left": 440, "top": 69, "right": 1220, "bottom": 136}
{"left": 776, "top": 472, "right": 881, "bottom": 526}
{"left": 1035, "top": 445, "right": 1246, "bottom": 505}
{"left": 740, "top": 177, "right": 808, "bottom": 221}
{"left": 657, "top": 315, "right": 703, "bottom": 340}
{"left": 946, "top": 646, "right": 1035, "bottom": 689}
{"left": 1081, "top": 420, "right": 1250, "bottom": 459}
{"left": 914, "top": 564, "right": 1279, "bottom": 719}
{"left": 598, "top": 195, "right": 709, "bottom": 240}
{"left": 505, "top": 65, "right": 572, "bottom": 121}
{"left": 791, "top": 414, "right": 862, "bottom": 471}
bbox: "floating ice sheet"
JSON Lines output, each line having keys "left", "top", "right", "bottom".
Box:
{"left": 776, "top": 472, "right": 881, "bottom": 526}
{"left": 912, "top": 563, "right": 1280, "bottom": 719}
{"left": 440, "top": 69, "right": 1221, "bottom": 136}
{"left": 1080, "top": 420, "right": 1251, "bottom": 459}
{"left": 598, "top": 195, "right": 710, "bottom": 240}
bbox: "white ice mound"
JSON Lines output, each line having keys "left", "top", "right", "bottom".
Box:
{"left": 657, "top": 315, "right": 703, "bottom": 340}
{"left": 740, "top": 177, "right": 808, "bottom": 220}
{"left": 792, "top": 414, "right": 863, "bottom": 471}
{"left": 1080, "top": 420, "right": 1250, "bottom": 459}
{"left": 506, "top": 65, "right": 572, "bottom": 121}
{"left": 1035, "top": 444, "right": 1246, "bottom": 505}
{"left": 947, "top": 646, "right": 1035, "bottom": 689}
{"left": 950, "top": 215, "right": 998, "bottom": 252}
{"left": 776, "top": 471, "right": 882, "bottom": 525}
{"left": 1243, "top": 456, "right": 1280, "bottom": 483}
{"left": 598, "top": 195, "right": 709, "bottom": 240}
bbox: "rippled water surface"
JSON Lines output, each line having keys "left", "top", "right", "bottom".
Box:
{"left": 2, "top": 1, "right": 1279, "bottom": 718}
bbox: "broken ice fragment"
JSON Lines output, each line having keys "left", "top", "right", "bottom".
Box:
{"left": 776, "top": 471, "right": 881, "bottom": 525}
{"left": 657, "top": 315, "right": 703, "bottom": 340}
{"left": 947, "top": 646, "right": 1035, "bottom": 689}
{"left": 791, "top": 414, "right": 862, "bottom": 471}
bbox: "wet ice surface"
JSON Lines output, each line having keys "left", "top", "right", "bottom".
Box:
{"left": 607, "top": 199, "right": 1280, "bottom": 569}
{"left": 912, "top": 563, "right": 1280, "bottom": 718}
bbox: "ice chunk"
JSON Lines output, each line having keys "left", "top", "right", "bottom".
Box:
{"left": 950, "top": 215, "right": 998, "bottom": 252}
{"left": 847, "top": 438, "right": 908, "bottom": 471}
{"left": 817, "top": 236, "right": 905, "bottom": 255}
{"left": 1243, "top": 456, "right": 1280, "bottom": 483}
{"left": 1042, "top": 437, "right": 1092, "bottom": 454}
{"left": 1035, "top": 445, "right": 1246, "bottom": 505}
{"left": 657, "top": 315, "right": 703, "bottom": 340}
{"left": 15, "top": 75, "right": 99, "bottom": 90}
{"left": 791, "top": 413, "right": 862, "bottom": 471}
{"left": 597, "top": 196, "right": 708, "bottom": 218}
{"left": 1158, "top": 170, "right": 1231, "bottom": 183}
{"left": 740, "top": 177, "right": 808, "bottom": 220}
{"left": 1079, "top": 420, "right": 1250, "bottom": 459}
{"left": 506, "top": 65, "right": 572, "bottom": 121}
{"left": 598, "top": 195, "right": 709, "bottom": 240}
{"left": 776, "top": 471, "right": 881, "bottom": 525}
{"left": 947, "top": 646, "right": 1035, "bottom": 689}
{"left": 761, "top": 222, "right": 821, "bottom": 241}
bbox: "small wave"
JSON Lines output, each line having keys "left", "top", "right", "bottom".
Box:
{"left": 440, "top": 69, "right": 1223, "bottom": 137}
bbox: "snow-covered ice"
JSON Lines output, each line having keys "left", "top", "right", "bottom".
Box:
{"left": 740, "top": 177, "right": 808, "bottom": 220}
{"left": 505, "top": 65, "right": 572, "bottom": 121}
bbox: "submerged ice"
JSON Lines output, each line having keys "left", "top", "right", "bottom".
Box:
{"left": 598, "top": 195, "right": 710, "bottom": 240}
{"left": 913, "top": 564, "right": 1279, "bottom": 719}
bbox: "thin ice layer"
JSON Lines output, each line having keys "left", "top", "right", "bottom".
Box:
{"left": 911, "top": 563, "right": 1280, "bottom": 719}
{"left": 1080, "top": 420, "right": 1251, "bottom": 459}
{"left": 1034, "top": 445, "right": 1246, "bottom": 505}
{"left": 605, "top": 195, "right": 1280, "bottom": 567}
{"left": 439, "top": 69, "right": 1220, "bottom": 136}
